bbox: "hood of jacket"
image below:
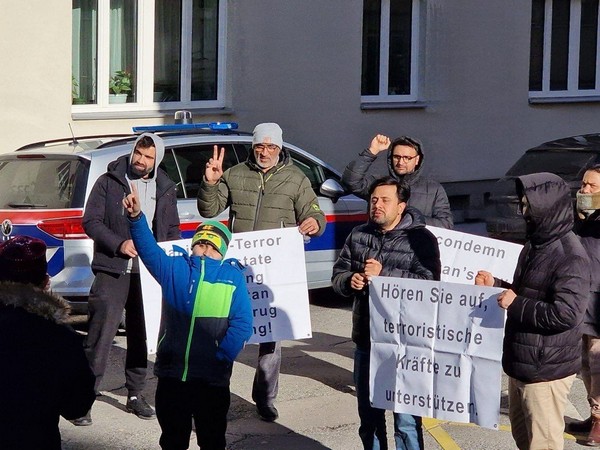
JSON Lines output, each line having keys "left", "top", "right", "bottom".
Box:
{"left": 516, "top": 172, "right": 573, "bottom": 246}
{"left": 125, "top": 133, "right": 166, "bottom": 181}
{"left": 0, "top": 282, "right": 70, "bottom": 324}
{"left": 246, "top": 145, "right": 291, "bottom": 172}
{"left": 386, "top": 136, "right": 425, "bottom": 185}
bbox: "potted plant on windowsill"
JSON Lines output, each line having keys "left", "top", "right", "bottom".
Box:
{"left": 109, "top": 70, "right": 132, "bottom": 104}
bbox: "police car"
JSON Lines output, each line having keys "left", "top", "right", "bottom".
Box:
{"left": 0, "top": 119, "right": 367, "bottom": 311}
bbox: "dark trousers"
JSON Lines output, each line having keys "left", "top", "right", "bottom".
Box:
{"left": 156, "top": 377, "right": 230, "bottom": 450}
{"left": 251, "top": 341, "right": 281, "bottom": 407}
{"left": 84, "top": 271, "right": 148, "bottom": 395}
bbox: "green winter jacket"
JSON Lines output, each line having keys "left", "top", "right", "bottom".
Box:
{"left": 197, "top": 149, "right": 326, "bottom": 234}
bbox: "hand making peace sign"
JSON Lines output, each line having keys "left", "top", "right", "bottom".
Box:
{"left": 205, "top": 145, "right": 225, "bottom": 185}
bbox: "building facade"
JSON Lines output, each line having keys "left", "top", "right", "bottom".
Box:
{"left": 1, "top": 0, "right": 599, "bottom": 219}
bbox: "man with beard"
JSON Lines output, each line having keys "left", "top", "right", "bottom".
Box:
{"left": 197, "top": 122, "right": 326, "bottom": 422}
{"left": 75, "top": 133, "right": 180, "bottom": 425}
{"left": 332, "top": 176, "right": 441, "bottom": 450}
{"left": 476, "top": 172, "right": 590, "bottom": 450}
{"left": 341, "top": 134, "right": 453, "bottom": 229}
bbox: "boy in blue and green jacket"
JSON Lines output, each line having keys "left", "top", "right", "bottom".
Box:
{"left": 124, "top": 186, "right": 252, "bottom": 450}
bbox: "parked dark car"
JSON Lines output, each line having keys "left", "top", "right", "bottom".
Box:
{"left": 485, "top": 133, "right": 600, "bottom": 243}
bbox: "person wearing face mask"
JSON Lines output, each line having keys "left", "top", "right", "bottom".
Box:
{"left": 341, "top": 134, "right": 453, "bottom": 229}
{"left": 565, "top": 165, "right": 600, "bottom": 445}
{"left": 475, "top": 173, "right": 591, "bottom": 450}
{"left": 197, "top": 122, "right": 326, "bottom": 422}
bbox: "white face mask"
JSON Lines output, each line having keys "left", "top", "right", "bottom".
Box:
{"left": 576, "top": 191, "right": 600, "bottom": 216}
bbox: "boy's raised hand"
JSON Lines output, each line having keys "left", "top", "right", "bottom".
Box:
{"left": 123, "top": 182, "right": 141, "bottom": 218}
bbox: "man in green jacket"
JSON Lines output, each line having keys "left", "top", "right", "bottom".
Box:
{"left": 197, "top": 122, "right": 326, "bottom": 422}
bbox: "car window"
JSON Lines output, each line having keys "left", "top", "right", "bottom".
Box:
{"left": 0, "top": 156, "right": 89, "bottom": 209}
{"left": 506, "top": 150, "right": 597, "bottom": 181}
{"left": 161, "top": 144, "right": 239, "bottom": 199}
{"left": 288, "top": 150, "right": 323, "bottom": 192}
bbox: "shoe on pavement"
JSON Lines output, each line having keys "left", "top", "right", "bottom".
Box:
{"left": 256, "top": 404, "right": 279, "bottom": 422}
{"left": 70, "top": 410, "right": 92, "bottom": 426}
{"left": 585, "top": 415, "right": 600, "bottom": 446}
{"left": 126, "top": 395, "right": 156, "bottom": 420}
{"left": 566, "top": 416, "right": 593, "bottom": 434}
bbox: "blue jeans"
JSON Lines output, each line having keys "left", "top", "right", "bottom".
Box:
{"left": 354, "top": 348, "right": 423, "bottom": 450}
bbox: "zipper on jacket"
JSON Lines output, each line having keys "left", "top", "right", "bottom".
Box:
{"left": 182, "top": 258, "right": 205, "bottom": 381}
{"left": 252, "top": 165, "right": 286, "bottom": 230}
{"left": 253, "top": 173, "right": 265, "bottom": 230}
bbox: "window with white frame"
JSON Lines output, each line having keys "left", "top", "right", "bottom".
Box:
{"left": 529, "top": 0, "right": 600, "bottom": 99}
{"left": 71, "top": 0, "right": 226, "bottom": 109}
{"left": 361, "top": 0, "right": 420, "bottom": 102}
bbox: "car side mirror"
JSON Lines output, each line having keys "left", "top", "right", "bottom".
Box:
{"left": 320, "top": 178, "right": 345, "bottom": 203}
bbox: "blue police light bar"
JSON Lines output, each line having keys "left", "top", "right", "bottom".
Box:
{"left": 132, "top": 122, "right": 238, "bottom": 133}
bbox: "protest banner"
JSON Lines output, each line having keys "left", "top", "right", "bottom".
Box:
{"left": 427, "top": 226, "right": 523, "bottom": 284}
{"left": 226, "top": 227, "right": 312, "bottom": 344}
{"left": 140, "top": 227, "right": 311, "bottom": 353}
{"left": 369, "top": 276, "right": 505, "bottom": 429}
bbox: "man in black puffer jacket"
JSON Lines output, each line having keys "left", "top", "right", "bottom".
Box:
{"left": 332, "top": 176, "right": 441, "bottom": 450}
{"left": 476, "top": 172, "right": 591, "bottom": 450}
{"left": 79, "top": 133, "right": 180, "bottom": 425}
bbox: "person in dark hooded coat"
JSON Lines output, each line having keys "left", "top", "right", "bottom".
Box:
{"left": 341, "top": 134, "right": 453, "bottom": 229}
{"left": 476, "top": 172, "right": 591, "bottom": 450}
{"left": 0, "top": 236, "right": 95, "bottom": 450}
{"left": 78, "top": 133, "right": 180, "bottom": 425}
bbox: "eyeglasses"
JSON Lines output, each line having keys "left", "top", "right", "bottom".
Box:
{"left": 392, "top": 155, "right": 418, "bottom": 163}
{"left": 254, "top": 144, "right": 280, "bottom": 153}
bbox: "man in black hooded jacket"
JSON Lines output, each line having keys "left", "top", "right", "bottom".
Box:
{"left": 341, "top": 134, "right": 453, "bottom": 229}
{"left": 78, "top": 133, "right": 180, "bottom": 425}
{"left": 0, "top": 236, "right": 95, "bottom": 450}
{"left": 476, "top": 172, "right": 590, "bottom": 450}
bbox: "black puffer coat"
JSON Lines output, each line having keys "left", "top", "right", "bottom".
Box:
{"left": 575, "top": 210, "right": 600, "bottom": 337}
{"left": 341, "top": 141, "right": 453, "bottom": 229}
{"left": 331, "top": 207, "right": 441, "bottom": 349}
{"left": 83, "top": 155, "right": 180, "bottom": 275}
{"left": 0, "top": 283, "right": 95, "bottom": 450}
{"left": 502, "top": 173, "right": 591, "bottom": 383}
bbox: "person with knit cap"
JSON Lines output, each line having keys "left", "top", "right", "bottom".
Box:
{"left": 342, "top": 134, "right": 453, "bottom": 229}
{"left": 0, "top": 236, "right": 95, "bottom": 449}
{"left": 124, "top": 183, "right": 252, "bottom": 450}
{"left": 78, "top": 132, "right": 180, "bottom": 425}
{"left": 197, "top": 122, "right": 326, "bottom": 422}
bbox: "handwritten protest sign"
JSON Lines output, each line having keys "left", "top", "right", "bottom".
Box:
{"left": 427, "top": 226, "right": 523, "bottom": 284}
{"left": 140, "top": 227, "right": 311, "bottom": 354}
{"left": 369, "top": 277, "right": 505, "bottom": 429}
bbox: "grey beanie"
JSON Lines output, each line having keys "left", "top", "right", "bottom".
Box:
{"left": 252, "top": 123, "right": 283, "bottom": 148}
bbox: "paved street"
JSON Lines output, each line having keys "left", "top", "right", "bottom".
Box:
{"left": 61, "top": 288, "right": 592, "bottom": 450}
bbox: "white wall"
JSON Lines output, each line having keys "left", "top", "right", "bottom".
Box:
{"left": 1, "top": 0, "right": 600, "bottom": 187}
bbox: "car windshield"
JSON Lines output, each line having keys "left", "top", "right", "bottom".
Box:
{"left": 505, "top": 150, "right": 597, "bottom": 181}
{"left": 0, "top": 156, "right": 89, "bottom": 209}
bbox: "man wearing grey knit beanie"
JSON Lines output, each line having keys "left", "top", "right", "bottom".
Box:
{"left": 197, "top": 122, "right": 326, "bottom": 422}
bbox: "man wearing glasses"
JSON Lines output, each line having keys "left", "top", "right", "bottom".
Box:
{"left": 197, "top": 122, "right": 326, "bottom": 422}
{"left": 342, "top": 134, "right": 453, "bottom": 229}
